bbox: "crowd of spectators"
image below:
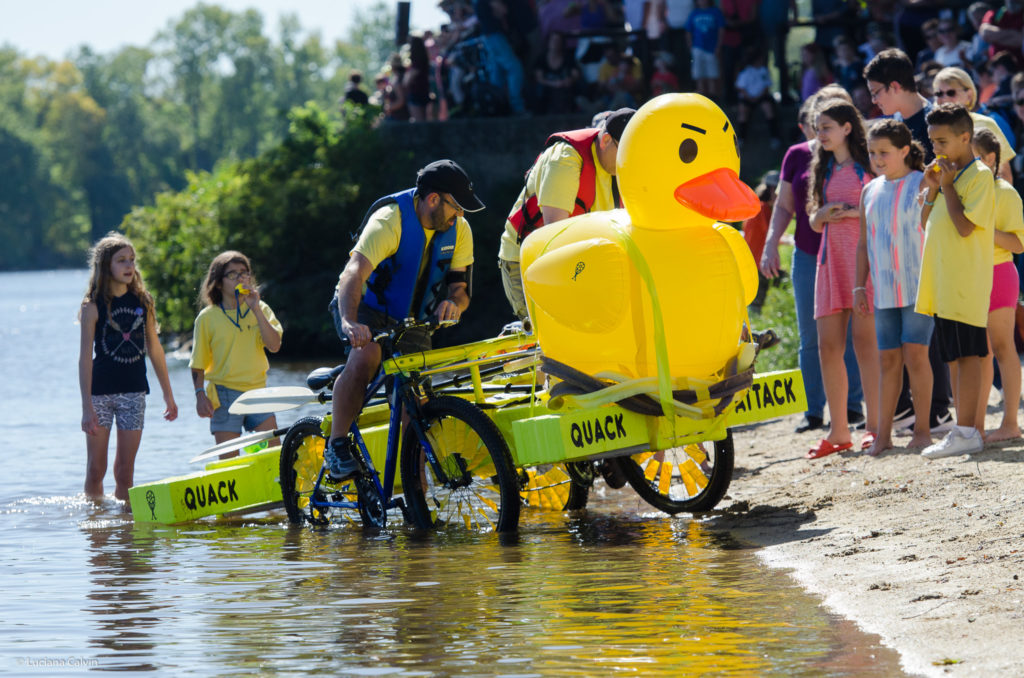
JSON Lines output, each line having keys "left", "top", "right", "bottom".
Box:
{"left": 338, "top": 1, "right": 1024, "bottom": 178}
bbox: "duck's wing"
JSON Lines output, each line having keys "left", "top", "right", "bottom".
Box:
{"left": 522, "top": 237, "right": 628, "bottom": 333}
{"left": 713, "top": 222, "right": 759, "bottom": 306}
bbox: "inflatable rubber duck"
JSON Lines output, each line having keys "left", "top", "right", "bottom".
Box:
{"left": 520, "top": 93, "right": 761, "bottom": 380}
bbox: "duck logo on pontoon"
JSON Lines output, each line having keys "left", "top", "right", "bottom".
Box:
{"left": 183, "top": 480, "right": 240, "bottom": 511}
{"left": 570, "top": 413, "right": 627, "bottom": 448}
{"left": 145, "top": 490, "right": 156, "bottom": 520}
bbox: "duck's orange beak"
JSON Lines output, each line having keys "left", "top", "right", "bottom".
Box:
{"left": 674, "top": 167, "right": 761, "bottom": 222}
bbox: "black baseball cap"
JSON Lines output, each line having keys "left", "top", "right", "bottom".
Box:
{"left": 416, "top": 159, "right": 485, "bottom": 213}
{"left": 603, "top": 107, "right": 636, "bottom": 142}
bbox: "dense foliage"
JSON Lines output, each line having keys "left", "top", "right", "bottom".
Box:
{"left": 124, "top": 103, "right": 419, "bottom": 355}
{"left": 0, "top": 2, "right": 396, "bottom": 270}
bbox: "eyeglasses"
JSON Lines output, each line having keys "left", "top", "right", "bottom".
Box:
{"left": 868, "top": 85, "right": 886, "bottom": 100}
{"left": 441, "top": 195, "right": 464, "bottom": 215}
{"left": 223, "top": 270, "right": 250, "bottom": 281}
{"left": 934, "top": 88, "right": 963, "bottom": 99}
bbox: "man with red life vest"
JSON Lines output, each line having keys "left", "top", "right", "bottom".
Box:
{"left": 498, "top": 107, "right": 636, "bottom": 322}
{"left": 323, "top": 159, "right": 485, "bottom": 480}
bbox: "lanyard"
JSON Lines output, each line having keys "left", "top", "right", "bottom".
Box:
{"left": 219, "top": 290, "right": 250, "bottom": 331}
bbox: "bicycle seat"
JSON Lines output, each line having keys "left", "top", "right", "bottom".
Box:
{"left": 307, "top": 365, "right": 345, "bottom": 391}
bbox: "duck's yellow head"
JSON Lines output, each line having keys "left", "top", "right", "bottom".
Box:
{"left": 617, "top": 93, "right": 760, "bottom": 229}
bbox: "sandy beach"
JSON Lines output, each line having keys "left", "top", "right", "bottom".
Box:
{"left": 712, "top": 398, "right": 1024, "bottom": 677}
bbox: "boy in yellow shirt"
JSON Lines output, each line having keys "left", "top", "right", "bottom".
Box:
{"left": 916, "top": 104, "right": 996, "bottom": 458}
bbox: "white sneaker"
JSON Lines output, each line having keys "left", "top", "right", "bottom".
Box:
{"left": 921, "top": 427, "right": 983, "bottom": 459}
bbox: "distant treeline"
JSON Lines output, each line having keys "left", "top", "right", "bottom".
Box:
{"left": 0, "top": 2, "right": 397, "bottom": 270}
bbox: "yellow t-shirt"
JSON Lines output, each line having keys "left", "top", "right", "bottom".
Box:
{"left": 189, "top": 300, "right": 283, "bottom": 394}
{"left": 993, "top": 177, "right": 1024, "bottom": 265}
{"left": 351, "top": 200, "right": 474, "bottom": 276}
{"left": 971, "top": 112, "right": 1016, "bottom": 166}
{"left": 498, "top": 139, "right": 616, "bottom": 262}
{"left": 915, "top": 160, "right": 995, "bottom": 328}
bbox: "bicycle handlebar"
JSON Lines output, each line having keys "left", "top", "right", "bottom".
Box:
{"left": 372, "top": 317, "right": 458, "bottom": 343}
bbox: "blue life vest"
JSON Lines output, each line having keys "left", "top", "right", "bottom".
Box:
{"left": 361, "top": 188, "right": 458, "bottom": 322}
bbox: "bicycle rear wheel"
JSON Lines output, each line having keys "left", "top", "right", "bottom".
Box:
{"left": 617, "top": 431, "right": 735, "bottom": 514}
{"left": 400, "top": 396, "right": 520, "bottom": 532}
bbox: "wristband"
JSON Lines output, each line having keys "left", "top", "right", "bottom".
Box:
{"left": 853, "top": 287, "right": 866, "bottom": 293}
{"left": 195, "top": 387, "right": 206, "bottom": 395}
{"left": 923, "top": 197, "right": 935, "bottom": 206}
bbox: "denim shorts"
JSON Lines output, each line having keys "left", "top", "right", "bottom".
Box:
{"left": 874, "top": 305, "right": 935, "bottom": 351}
{"left": 210, "top": 385, "right": 272, "bottom": 434}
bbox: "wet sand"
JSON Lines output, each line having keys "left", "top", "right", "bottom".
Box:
{"left": 712, "top": 400, "right": 1024, "bottom": 677}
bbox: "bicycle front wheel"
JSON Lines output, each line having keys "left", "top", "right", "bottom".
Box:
{"left": 279, "top": 416, "right": 333, "bottom": 525}
{"left": 617, "top": 431, "right": 735, "bottom": 514}
{"left": 400, "top": 396, "right": 520, "bottom": 532}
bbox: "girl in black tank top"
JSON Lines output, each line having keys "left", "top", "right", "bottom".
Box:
{"left": 79, "top": 234, "right": 178, "bottom": 501}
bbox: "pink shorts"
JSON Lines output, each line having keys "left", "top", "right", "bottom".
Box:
{"left": 990, "top": 261, "right": 1019, "bottom": 311}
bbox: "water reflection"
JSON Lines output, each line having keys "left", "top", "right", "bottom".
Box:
{"left": 83, "top": 513, "right": 161, "bottom": 672}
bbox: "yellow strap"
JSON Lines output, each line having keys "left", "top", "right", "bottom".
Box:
{"left": 607, "top": 223, "right": 675, "bottom": 422}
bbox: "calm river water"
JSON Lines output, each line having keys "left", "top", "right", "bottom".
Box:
{"left": 0, "top": 270, "right": 905, "bottom": 675}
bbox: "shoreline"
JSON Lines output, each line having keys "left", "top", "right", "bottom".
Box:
{"left": 710, "top": 405, "right": 1024, "bottom": 677}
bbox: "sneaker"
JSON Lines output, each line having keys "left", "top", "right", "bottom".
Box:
{"left": 892, "top": 407, "right": 915, "bottom": 431}
{"left": 848, "top": 409, "right": 866, "bottom": 431}
{"left": 795, "top": 415, "right": 825, "bottom": 433}
{"left": 921, "top": 427, "right": 983, "bottom": 459}
{"left": 323, "top": 438, "right": 359, "bottom": 481}
{"left": 930, "top": 410, "right": 954, "bottom": 433}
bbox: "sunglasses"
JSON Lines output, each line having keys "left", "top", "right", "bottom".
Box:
{"left": 441, "top": 195, "right": 464, "bottom": 215}
{"left": 934, "top": 88, "right": 962, "bottom": 99}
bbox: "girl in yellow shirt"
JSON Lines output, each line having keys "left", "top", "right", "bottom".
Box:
{"left": 189, "top": 251, "right": 283, "bottom": 452}
{"left": 972, "top": 129, "right": 1024, "bottom": 441}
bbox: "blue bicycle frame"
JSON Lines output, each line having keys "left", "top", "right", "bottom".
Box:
{"left": 305, "top": 364, "right": 441, "bottom": 517}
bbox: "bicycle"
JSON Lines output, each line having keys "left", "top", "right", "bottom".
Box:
{"left": 277, "top": 318, "right": 521, "bottom": 532}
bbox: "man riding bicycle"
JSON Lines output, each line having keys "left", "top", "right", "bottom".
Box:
{"left": 325, "top": 159, "right": 485, "bottom": 480}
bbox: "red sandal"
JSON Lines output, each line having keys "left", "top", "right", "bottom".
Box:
{"left": 806, "top": 439, "right": 853, "bottom": 459}
{"left": 860, "top": 431, "right": 877, "bottom": 451}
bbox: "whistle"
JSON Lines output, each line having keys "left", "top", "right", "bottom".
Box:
{"left": 235, "top": 283, "right": 250, "bottom": 295}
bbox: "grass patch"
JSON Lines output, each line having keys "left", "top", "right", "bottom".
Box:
{"left": 751, "top": 243, "right": 798, "bottom": 373}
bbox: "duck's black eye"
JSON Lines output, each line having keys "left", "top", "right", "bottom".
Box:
{"left": 679, "top": 138, "right": 698, "bottom": 163}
